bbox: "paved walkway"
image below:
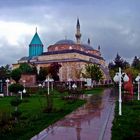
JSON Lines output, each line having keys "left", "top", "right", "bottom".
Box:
{"left": 31, "top": 88, "right": 116, "bottom": 140}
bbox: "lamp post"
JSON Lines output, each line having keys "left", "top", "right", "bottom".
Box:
{"left": 80, "top": 77, "right": 83, "bottom": 88}
{"left": 5, "top": 78, "right": 10, "bottom": 96}
{"left": 22, "top": 88, "right": 26, "bottom": 100}
{"left": 113, "top": 67, "right": 129, "bottom": 115}
{"left": 45, "top": 75, "right": 51, "bottom": 95}
{"left": 72, "top": 83, "right": 77, "bottom": 90}
{"left": 135, "top": 75, "right": 140, "bottom": 100}
{"left": 22, "top": 80, "right": 26, "bottom": 87}
{"left": 18, "top": 91, "right": 22, "bottom": 100}
{"left": 49, "top": 79, "right": 54, "bottom": 91}
{"left": 68, "top": 78, "right": 72, "bottom": 90}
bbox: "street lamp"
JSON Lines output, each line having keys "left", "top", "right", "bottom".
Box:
{"left": 18, "top": 91, "right": 22, "bottom": 100}
{"left": 49, "top": 78, "right": 54, "bottom": 91}
{"left": 38, "top": 83, "right": 42, "bottom": 88}
{"left": 68, "top": 78, "right": 72, "bottom": 90}
{"left": 135, "top": 74, "right": 140, "bottom": 100}
{"left": 113, "top": 67, "right": 129, "bottom": 115}
{"left": 45, "top": 75, "right": 51, "bottom": 95}
{"left": 72, "top": 83, "right": 77, "bottom": 89}
{"left": 22, "top": 80, "right": 26, "bottom": 87}
{"left": 23, "top": 88, "right": 26, "bottom": 94}
{"left": 5, "top": 78, "right": 10, "bottom": 96}
{"left": 80, "top": 77, "right": 83, "bottom": 88}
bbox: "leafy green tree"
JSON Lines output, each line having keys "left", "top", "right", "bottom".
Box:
{"left": 125, "top": 67, "right": 139, "bottom": 81}
{"left": 19, "top": 63, "right": 34, "bottom": 74}
{"left": 85, "top": 64, "right": 103, "bottom": 83}
{"left": 11, "top": 68, "right": 22, "bottom": 83}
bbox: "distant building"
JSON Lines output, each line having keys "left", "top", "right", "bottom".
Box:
{"left": 13, "top": 19, "right": 110, "bottom": 82}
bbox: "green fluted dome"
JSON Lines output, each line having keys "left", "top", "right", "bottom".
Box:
{"left": 29, "top": 31, "right": 43, "bottom": 57}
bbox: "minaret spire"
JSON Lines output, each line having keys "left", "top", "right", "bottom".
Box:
{"left": 75, "top": 18, "right": 81, "bottom": 44}
{"left": 35, "top": 27, "right": 37, "bottom": 33}
{"left": 88, "top": 38, "right": 90, "bottom": 45}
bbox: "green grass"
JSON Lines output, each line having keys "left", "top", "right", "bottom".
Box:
{"left": 112, "top": 99, "right": 140, "bottom": 140}
{"left": 0, "top": 88, "right": 104, "bottom": 140}
{"left": 84, "top": 87, "right": 104, "bottom": 95}
{"left": 0, "top": 91, "right": 85, "bottom": 140}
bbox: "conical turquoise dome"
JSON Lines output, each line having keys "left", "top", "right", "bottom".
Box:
{"left": 29, "top": 32, "right": 43, "bottom": 45}
{"left": 29, "top": 31, "right": 43, "bottom": 57}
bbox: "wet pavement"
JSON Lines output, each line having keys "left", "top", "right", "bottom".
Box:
{"left": 31, "top": 88, "right": 116, "bottom": 140}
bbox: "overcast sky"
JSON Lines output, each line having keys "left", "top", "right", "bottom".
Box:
{"left": 0, "top": 0, "right": 139, "bottom": 66}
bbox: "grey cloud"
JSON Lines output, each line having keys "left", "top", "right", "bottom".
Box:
{"left": 0, "top": 0, "right": 139, "bottom": 65}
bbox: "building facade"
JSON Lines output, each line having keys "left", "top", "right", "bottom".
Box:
{"left": 13, "top": 19, "right": 110, "bottom": 82}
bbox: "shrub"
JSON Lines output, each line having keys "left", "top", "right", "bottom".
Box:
{"left": 10, "top": 98, "right": 22, "bottom": 107}
{"left": 8, "top": 83, "right": 24, "bottom": 94}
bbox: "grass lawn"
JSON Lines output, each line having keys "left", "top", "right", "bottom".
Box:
{"left": 0, "top": 87, "right": 104, "bottom": 140}
{"left": 0, "top": 90, "right": 85, "bottom": 140}
{"left": 112, "top": 99, "right": 140, "bottom": 140}
{"left": 84, "top": 87, "right": 104, "bottom": 94}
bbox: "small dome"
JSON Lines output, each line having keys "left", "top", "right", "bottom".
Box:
{"left": 18, "top": 56, "right": 30, "bottom": 61}
{"left": 81, "top": 44, "right": 93, "bottom": 50}
{"left": 55, "top": 39, "right": 75, "bottom": 45}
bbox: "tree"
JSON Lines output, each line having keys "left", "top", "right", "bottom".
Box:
{"left": 11, "top": 68, "right": 22, "bottom": 83}
{"left": 112, "top": 53, "right": 130, "bottom": 69}
{"left": 108, "top": 53, "right": 130, "bottom": 79}
{"left": 9, "top": 83, "right": 24, "bottom": 123}
{"left": 125, "top": 67, "right": 139, "bottom": 81}
{"left": 19, "top": 63, "right": 35, "bottom": 74}
{"left": 48, "top": 62, "right": 61, "bottom": 81}
{"left": 85, "top": 64, "right": 103, "bottom": 83}
{"left": 8, "top": 83, "right": 24, "bottom": 94}
{"left": 0, "top": 64, "right": 11, "bottom": 79}
{"left": 131, "top": 56, "right": 140, "bottom": 70}
{"left": 37, "top": 67, "right": 49, "bottom": 82}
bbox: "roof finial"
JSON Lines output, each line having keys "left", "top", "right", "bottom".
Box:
{"left": 65, "top": 35, "right": 67, "bottom": 40}
{"left": 98, "top": 45, "right": 101, "bottom": 51}
{"left": 35, "top": 27, "right": 37, "bottom": 33}
{"left": 88, "top": 38, "right": 90, "bottom": 45}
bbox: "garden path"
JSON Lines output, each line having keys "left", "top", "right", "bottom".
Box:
{"left": 31, "top": 88, "right": 116, "bottom": 140}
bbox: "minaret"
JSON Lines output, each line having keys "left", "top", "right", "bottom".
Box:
{"left": 98, "top": 45, "right": 101, "bottom": 51}
{"left": 75, "top": 18, "right": 81, "bottom": 44}
{"left": 29, "top": 28, "right": 44, "bottom": 57}
{"left": 88, "top": 38, "right": 90, "bottom": 45}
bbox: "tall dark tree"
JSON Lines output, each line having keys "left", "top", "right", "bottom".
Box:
{"left": 109, "top": 53, "right": 130, "bottom": 70}
{"left": 131, "top": 56, "right": 140, "bottom": 70}
{"left": 114, "top": 53, "right": 123, "bottom": 67}
{"left": 108, "top": 53, "right": 130, "bottom": 79}
{"left": 0, "top": 64, "right": 11, "bottom": 79}
{"left": 37, "top": 67, "right": 49, "bottom": 82}
{"left": 49, "top": 62, "right": 61, "bottom": 81}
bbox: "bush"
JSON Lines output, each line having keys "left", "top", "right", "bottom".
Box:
{"left": 10, "top": 98, "right": 22, "bottom": 107}
{"left": 8, "top": 83, "right": 24, "bottom": 94}
{"left": 26, "top": 87, "right": 38, "bottom": 95}
{"left": 11, "top": 111, "right": 22, "bottom": 118}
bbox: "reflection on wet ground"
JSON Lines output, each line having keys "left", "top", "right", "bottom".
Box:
{"left": 31, "top": 88, "right": 116, "bottom": 140}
